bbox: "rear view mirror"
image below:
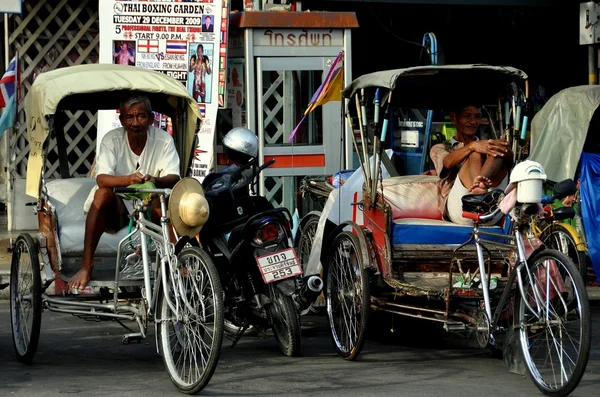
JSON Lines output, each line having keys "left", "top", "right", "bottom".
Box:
{"left": 552, "top": 179, "right": 577, "bottom": 199}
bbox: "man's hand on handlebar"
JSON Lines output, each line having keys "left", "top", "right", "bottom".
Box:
{"left": 128, "top": 172, "right": 146, "bottom": 185}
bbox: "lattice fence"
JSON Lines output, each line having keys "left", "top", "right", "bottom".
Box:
{"left": 8, "top": 0, "right": 100, "bottom": 180}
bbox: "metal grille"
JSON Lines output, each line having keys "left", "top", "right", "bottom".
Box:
{"left": 8, "top": 0, "right": 100, "bottom": 179}
{"left": 261, "top": 70, "right": 285, "bottom": 145}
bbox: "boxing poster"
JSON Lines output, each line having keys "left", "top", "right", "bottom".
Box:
{"left": 98, "top": 0, "right": 229, "bottom": 179}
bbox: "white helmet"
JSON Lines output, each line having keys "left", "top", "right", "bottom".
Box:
{"left": 510, "top": 160, "right": 547, "bottom": 183}
{"left": 222, "top": 127, "right": 258, "bottom": 164}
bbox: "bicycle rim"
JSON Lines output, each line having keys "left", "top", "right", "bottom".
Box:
{"left": 158, "top": 247, "right": 223, "bottom": 394}
{"left": 326, "top": 231, "right": 370, "bottom": 360}
{"left": 517, "top": 249, "right": 590, "bottom": 397}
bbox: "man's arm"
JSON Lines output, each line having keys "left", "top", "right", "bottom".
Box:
{"left": 147, "top": 174, "right": 180, "bottom": 188}
{"left": 97, "top": 173, "right": 145, "bottom": 188}
{"left": 442, "top": 145, "right": 473, "bottom": 170}
{"left": 443, "top": 139, "right": 510, "bottom": 170}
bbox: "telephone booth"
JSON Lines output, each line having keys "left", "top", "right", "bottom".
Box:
{"left": 226, "top": 11, "right": 358, "bottom": 212}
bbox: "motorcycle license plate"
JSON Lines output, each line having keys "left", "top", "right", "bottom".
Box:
{"left": 256, "top": 248, "right": 303, "bottom": 284}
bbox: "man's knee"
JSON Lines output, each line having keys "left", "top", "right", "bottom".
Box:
{"left": 94, "top": 187, "right": 117, "bottom": 205}
{"left": 89, "top": 187, "right": 119, "bottom": 214}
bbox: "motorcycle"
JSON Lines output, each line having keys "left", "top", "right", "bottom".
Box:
{"left": 200, "top": 158, "right": 322, "bottom": 356}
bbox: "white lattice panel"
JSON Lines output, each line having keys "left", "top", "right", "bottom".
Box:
{"left": 8, "top": 0, "right": 100, "bottom": 180}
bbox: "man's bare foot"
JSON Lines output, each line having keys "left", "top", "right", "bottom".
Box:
{"left": 68, "top": 267, "right": 92, "bottom": 291}
{"left": 469, "top": 175, "right": 492, "bottom": 194}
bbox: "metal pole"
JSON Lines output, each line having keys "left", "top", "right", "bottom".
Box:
{"left": 4, "top": 14, "right": 8, "bottom": 70}
{"left": 3, "top": 13, "right": 11, "bottom": 231}
{"left": 589, "top": 46, "right": 598, "bottom": 85}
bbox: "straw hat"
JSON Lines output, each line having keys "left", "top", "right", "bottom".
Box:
{"left": 168, "top": 177, "right": 210, "bottom": 238}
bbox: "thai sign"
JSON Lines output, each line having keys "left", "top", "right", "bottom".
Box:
{"left": 253, "top": 29, "right": 344, "bottom": 47}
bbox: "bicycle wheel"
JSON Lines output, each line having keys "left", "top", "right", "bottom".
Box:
{"left": 157, "top": 247, "right": 223, "bottom": 394}
{"left": 516, "top": 249, "right": 590, "bottom": 397}
{"left": 266, "top": 284, "right": 302, "bottom": 357}
{"left": 297, "top": 212, "right": 320, "bottom": 266}
{"left": 326, "top": 231, "right": 371, "bottom": 360}
{"left": 540, "top": 223, "right": 587, "bottom": 281}
{"left": 10, "top": 234, "right": 43, "bottom": 364}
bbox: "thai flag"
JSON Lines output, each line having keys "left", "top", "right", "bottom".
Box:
{"left": 289, "top": 51, "right": 344, "bottom": 142}
{"left": 166, "top": 40, "right": 187, "bottom": 54}
{"left": 198, "top": 104, "right": 206, "bottom": 118}
{"left": 0, "top": 56, "right": 17, "bottom": 108}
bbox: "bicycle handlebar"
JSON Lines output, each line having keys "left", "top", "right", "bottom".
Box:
{"left": 113, "top": 187, "right": 172, "bottom": 195}
{"left": 462, "top": 207, "right": 502, "bottom": 223}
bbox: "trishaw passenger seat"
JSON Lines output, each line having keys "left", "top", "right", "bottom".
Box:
{"left": 392, "top": 218, "right": 504, "bottom": 245}
{"left": 45, "top": 178, "right": 130, "bottom": 255}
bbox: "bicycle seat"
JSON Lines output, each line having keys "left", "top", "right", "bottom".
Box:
{"left": 552, "top": 206, "right": 576, "bottom": 221}
{"left": 461, "top": 189, "right": 503, "bottom": 214}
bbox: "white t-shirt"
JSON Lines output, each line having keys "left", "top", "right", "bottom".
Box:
{"left": 83, "top": 126, "right": 180, "bottom": 214}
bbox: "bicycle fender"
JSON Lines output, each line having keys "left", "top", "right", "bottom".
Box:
{"left": 554, "top": 223, "right": 586, "bottom": 251}
{"left": 329, "top": 221, "right": 376, "bottom": 271}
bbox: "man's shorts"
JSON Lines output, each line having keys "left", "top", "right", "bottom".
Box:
{"left": 447, "top": 177, "right": 472, "bottom": 225}
{"left": 446, "top": 176, "right": 507, "bottom": 226}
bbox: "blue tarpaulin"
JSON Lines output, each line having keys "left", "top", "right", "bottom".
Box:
{"left": 580, "top": 152, "right": 600, "bottom": 284}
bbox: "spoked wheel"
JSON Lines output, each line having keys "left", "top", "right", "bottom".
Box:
{"left": 297, "top": 212, "right": 320, "bottom": 265}
{"left": 266, "top": 284, "right": 302, "bottom": 357}
{"left": 10, "top": 234, "right": 43, "bottom": 364}
{"left": 157, "top": 247, "right": 224, "bottom": 394}
{"left": 517, "top": 249, "right": 590, "bottom": 397}
{"left": 326, "top": 231, "right": 371, "bottom": 360}
{"left": 540, "top": 223, "right": 588, "bottom": 281}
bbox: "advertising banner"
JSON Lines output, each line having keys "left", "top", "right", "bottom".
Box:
{"left": 98, "top": 0, "right": 229, "bottom": 180}
{"left": 226, "top": 57, "right": 246, "bottom": 128}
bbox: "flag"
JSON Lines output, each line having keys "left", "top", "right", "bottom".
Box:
{"left": 0, "top": 56, "right": 18, "bottom": 137}
{"left": 289, "top": 51, "right": 344, "bottom": 142}
{"left": 0, "top": 56, "right": 17, "bottom": 108}
{"left": 166, "top": 40, "right": 187, "bottom": 54}
{"left": 138, "top": 39, "right": 159, "bottom": 53}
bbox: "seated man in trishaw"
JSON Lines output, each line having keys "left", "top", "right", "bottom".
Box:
{"left": 431, "top": 104, "right": 512, "bottom": 225}
{"left": 69, "top": 94, "right": 180, "bottom": 291}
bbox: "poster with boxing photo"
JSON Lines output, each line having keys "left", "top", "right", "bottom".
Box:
{"left": 99, "top": 0, "right": 230, "bottom": 180}
{"left": 188, "top": 43, "right": 214, "bottom": 104}
{"left": 113, "top": 40, "right": 136, "bottom": 65}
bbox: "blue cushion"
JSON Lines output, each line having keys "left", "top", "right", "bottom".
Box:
{"left": 392, "top": 219, "right": 505, "bottom": 245}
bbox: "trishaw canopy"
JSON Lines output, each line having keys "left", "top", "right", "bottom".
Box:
{"left": 25, "top": 63, "right": 202, "bottom": 198}
{"left": 341, "top": 64, "right": 528, "bottom": 110}
{"left": 528, "top": 85, "right": 600, "bottom": 182}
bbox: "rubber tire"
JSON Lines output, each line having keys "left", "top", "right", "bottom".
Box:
{"left": 539, "top": 223, "right": 588, "bottom": 281}
{"left": 297, "top": 213, "right": 320, "bottom": 266}
{"left": 10, "top": 233, "right": 43, "bottom": 365}
{"left": 516, "top": 249, "right": 590, "bottom": 397}
{"left": 326, "top": 231, "right": 371, "bottom": 361}
{"left": 157, "top": 247, "right": 224, "bottom": 395}
{"left": 266, "top": 284, "right": 302, "bottom": 357}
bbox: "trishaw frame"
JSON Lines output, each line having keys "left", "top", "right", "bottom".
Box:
{"left": 10, "top": 64, "right": 224, "bottom": 395}
{"left": 321, "top": 64, "right": 591, "bottom": 397}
